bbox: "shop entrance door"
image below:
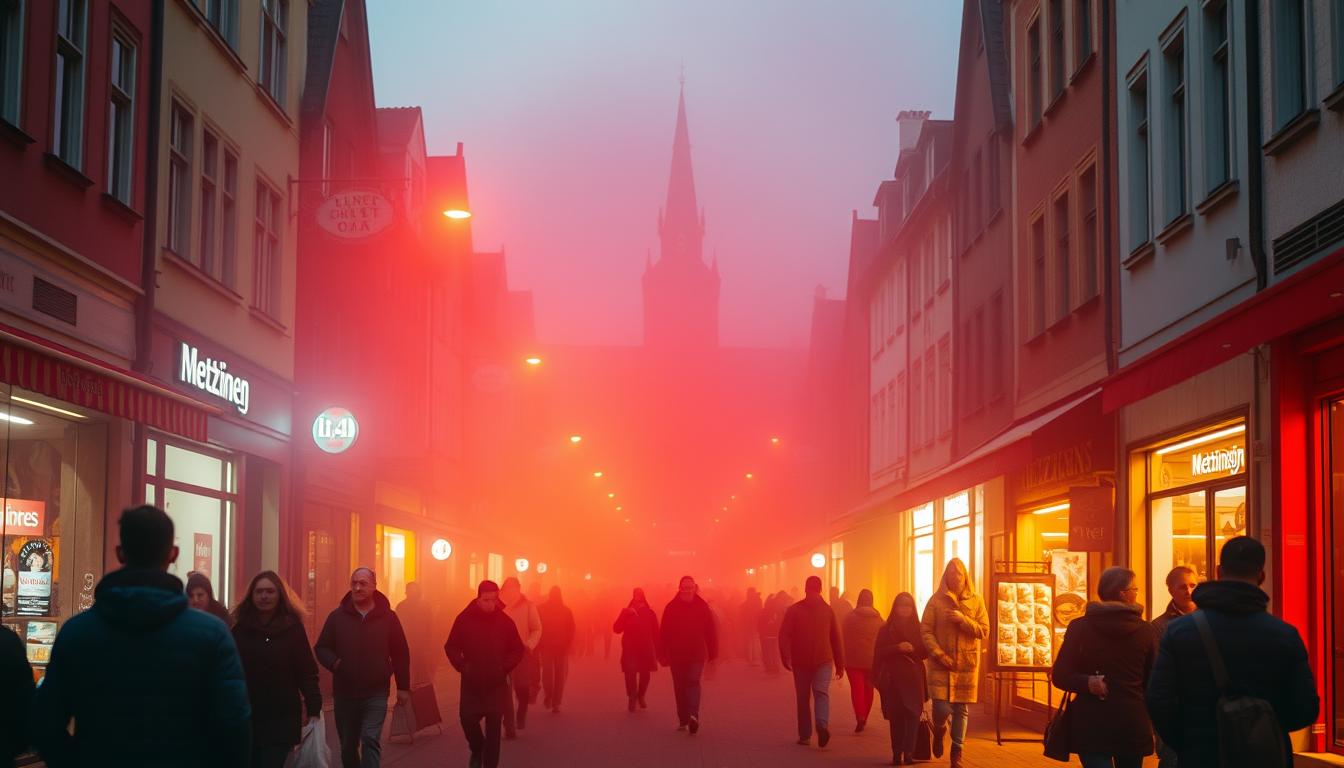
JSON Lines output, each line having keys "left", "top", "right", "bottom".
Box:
{"left": 302, "top": 503, "right": 350, "bottom": 640}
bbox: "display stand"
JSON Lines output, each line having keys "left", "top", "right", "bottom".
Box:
{"left": 988, "top": 560, "right": 1054, "bottom": 746}
{"left": 987, "top": 670, "right": 1052, "bottom": 746}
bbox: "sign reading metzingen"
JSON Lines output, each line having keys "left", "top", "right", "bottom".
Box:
{"left": 316, "top": 190, "right": 393, "bottom": 239}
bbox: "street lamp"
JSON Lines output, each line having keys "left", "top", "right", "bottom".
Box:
{"left": 593, "top": 471, "right": 603, "bottom": 478}
{"left": 442, "top": 208, "right": 472, "bottom": 219}
{"left": 607, "top": 492, "right": 615, "bottom": 499}
{"left": 525, "top": 356, "right": 543, "bottom": 366}
{"left": 569, "top": 435, "right": 583, "bottom": 444}
{"left": 745, "top": 472, "right": 754, "bottom": 480}
{"left": 771, "top": 436, "right": 781, "bottom": 446}
{"left": 515, "top": 557, "right": 530, "bottom": 573}
{"left": 811, "top": 553, "right": 826, "bottom": 568}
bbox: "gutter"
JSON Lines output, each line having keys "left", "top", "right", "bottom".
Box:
{"left": 135, "top": 0, "right": 164, "bottom": 375}
{"left": 1244, "top": 0, "right": 1268, "bottom": 290}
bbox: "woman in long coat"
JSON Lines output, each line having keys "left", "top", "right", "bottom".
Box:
{"left": 843, "top": 589, "right": 885, "bottom": 732}
{"left": 612, "top": 587, "right": 660, "bottom": 712}
{"left": 230, "top": 571, "right": 321, "bottom": 768}
{"left": 872, "top": 592, "right": 927, "bottom": 766}
{"left": 1051, "top": 567, "right": 1156, "bottom": 768}
{"left": 920, "top": 558, "right": 989, "bottom": 768}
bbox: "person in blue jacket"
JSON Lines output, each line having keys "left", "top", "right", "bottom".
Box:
{"left": 29, "top": 505, "right": 251, "bottom": 767}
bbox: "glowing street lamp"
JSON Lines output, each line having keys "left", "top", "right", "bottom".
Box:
{"left": 745, "top": 472, "right": 754, "bottom": 480}
{"left": 525, "top": 356, "right": 543, "bottom": 366}
{"left": 593, "top": 471, "right": 603, "bottom": 478}
{"left": 615, "top": 506, "right": 622, "bottom": 512}
{"left": 811, "top": 553, "right": 826, "bottom": 568}
{"left": 607, "top": 492, "right": 616, "bottom": 499}
{"left": 569, "top": 435, "right": 583, "bottom": 445}
{"left": 770, "top": 436, "right": 781, "bottom": 446}
{"left": 442, "top": 208, "right": 472, "bottom": 220}
{"left": 537, "top": 562, "right": 549, "bottom": 574}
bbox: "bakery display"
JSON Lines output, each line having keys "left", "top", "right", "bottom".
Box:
{"left": 993, "top": 578, "right": 1056, "bottom": 669}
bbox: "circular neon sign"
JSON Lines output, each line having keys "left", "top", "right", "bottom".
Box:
{"left": 810, "top": 553, "right": 826, "bottom": 568}
{"left": 312, "top": 407, "right": 359, "bottom": 454}
{"left": 515, "top": 558, "right": 530, "bottom": 573}
{"left": 431, "top": 539, "right": 452, "bottom": 561}
{"left": 537, "top": 562, "right": 549, "bottom": 574}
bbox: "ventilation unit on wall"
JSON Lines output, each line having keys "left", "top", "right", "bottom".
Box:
{"left": 1273, "top": 196, "right": 1344, "bottom": 274}
{"left": 32, "top": 277, "right": 77, "bottom": 326}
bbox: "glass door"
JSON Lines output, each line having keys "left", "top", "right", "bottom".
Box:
{"left": 1327, "top": 399, "right": 1344, "bottom": 746}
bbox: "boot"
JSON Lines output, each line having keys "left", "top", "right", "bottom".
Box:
{"left": 855, "top": 718, "right": 866, "bottom": 733}
{"left": 950, "top": 744, "right": 963, "bottom": 768}
{"left": 628, "top": 697, "right": 637, "bottom": 713}
{"left": 638, "top": 694, "right": 647, "bottom": 709}
{"left": 932, "top": 724, "right": 946, "bottom": 758}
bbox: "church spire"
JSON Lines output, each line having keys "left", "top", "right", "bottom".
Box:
{"left": 659, "top": 81, "right": 703, "bottom": 263}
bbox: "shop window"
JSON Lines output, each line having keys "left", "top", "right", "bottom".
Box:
{"left": 144, "top": 436, "right": 237, "bottom": 607}
{"left": 1015, "top": 499, "right": 1086, "bottom": 705}
{"left": 830, "top": 541, "right": 845, "bottom": 597}
{"left": 943, "top": 492, "right": 971, "bottom": 569}
{"left": 374, "top": 524, "right": 415, "bottom": 606}
{"left": 487, "top": 552, "right": 503, "bottom": 583}
{"left": 1328, "top": 399, "right": 1344, "bottom": 745}
{"left": 912, "top": 503, "right": 935, "bottom": 612}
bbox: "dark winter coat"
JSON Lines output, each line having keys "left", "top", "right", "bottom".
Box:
{"left": 232, "top": 613, "right": 322, "bottom": 747}
{"left": 444, "top": 601, "right": 525, "bottom": 718}
{"left": 314, "top": 591, "right": 411, "bottom": 699}
{"left": 659, "top": 594, "right": 718, "bottom": 665}
{"left": 872, "top": 617, "right": 928, "bottom": 719}
{"left": 779, "top": 593, "right": 846, "bottom": 671}
{"left": 28, "top": 568, "right": 250, "bottom": 768}
{"left": 1146, "top": 580, "right": 1319, "bottom": 768}
{"left": 537, "top": 598, "right": 577, "bottom": 655}
{"left": 1052, "top": 601, "right": 1157, "bottom": 757}
{"left": 1150, "top": 599, "right": 1188, "bottom": 640}
{"left": 613, "top": 603, "right": 660, "bottom": 673}
{"left": 1, "top": 625, "right": 33, "bottom": 767}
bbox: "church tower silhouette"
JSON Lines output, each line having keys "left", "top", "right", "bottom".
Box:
{"left": 642, "top": 82, "right": 720, "bottom": 350}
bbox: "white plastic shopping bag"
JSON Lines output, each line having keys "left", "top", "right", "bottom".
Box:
{"left": 293, "top": 718, "right": 332, "bottom": 768}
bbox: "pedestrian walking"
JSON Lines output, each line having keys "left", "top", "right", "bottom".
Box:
{"left": 445, "top": 581, "right": 525, "bottom": 768}
{"left": 395, "top": 581, "right": 439, "bottom": 687}
{"left": 1151, "top": 565, "right": 1197, "bottom": 768}
{"left": 1051, "top": 567, "right": 1157, "bottom": 768}
{"left": 659, "top": 575, "right": 718, "bottom": 734}
{"left": 313, "top": 567, "right": 412, "bottom": 768}
{"left": 1, "top": 623, "right": 33, "bottom": 768}
{"left": 843, "top": 588, "right": 884, "bottom": 732}
{"left": 1147, "top": 537, "right": 1319, "bottom": 768}
{"left": 613, "top": 587, "right": 660, "bottom": 712}
{"left": 537, "top": 586, "right": 577, "bottom": 713}
{"left": 29, "top": 505, "right": 251, "bottom": 767}
{"left": 499, "top": 577, "right": 542, "bottom": 738}
{"left": 780, "top": 575, "right": 846, "bottom": 748}
{"left": 872, "top": 592, "right": 928, "bottom": 766}
{"left": 741, "top": 588, "right": 764, "bottom": 665}
{"left": 760, "top": 591, "right": 787, "bottom": 675}
{"left": 831, "top": 586, "right": 854, "bottom": 628}
{"left": 920, "top": 557, "right": 989, "bottom": 768}
{"left": 232, "top": 571, "right": 322, "bottom": 768}
{"left": 187, "top": 570, "right": 233, "bottom": 625}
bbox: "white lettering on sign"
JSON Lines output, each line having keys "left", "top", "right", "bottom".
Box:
{"left": 177, "top": 342, "right": 250, "bottom": 415}
{"left": 1191, "top": 446, "right": 1245, "bottom": 477}
{"left": 316, "top": 190, "right": 394, "bottom": 239}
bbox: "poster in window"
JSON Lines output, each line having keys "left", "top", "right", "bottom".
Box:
{"left": 17, "top": 538, "right": 54, "bottom": 616}
{"left": 192, "top": 533, "right": 214, "bottom": 576}
{"left": 25, "top": 620, "right": 57, "bottom": 665}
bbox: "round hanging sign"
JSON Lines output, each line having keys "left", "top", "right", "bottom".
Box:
{"left": 515, "top": 558, "right": 530, "bottom": 573}
{"left": 316, "top": 189, "right": 394, "bottom": 239}
{"left": 536, "top": 562, "right": 549, "bottom": 574}
{"left": 312, "top": 407, "right": 359, "bottom": 454}
{"left": 431, "top": 539, "right": 453, "bottom": 561}
{"left": 810, "top": 553, "right": 826, "bottom": 569}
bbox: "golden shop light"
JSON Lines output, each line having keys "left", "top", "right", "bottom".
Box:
{"left": 11, "top": 396, "right": 85, "bottom": 419}
{"left": 0, "top": 412, "right": 35, "bottom": 426}
{"left": 1031, "top": 502, "right": 1071, "bottom": 516}
{"left": 1154, "top": 424, "right": 1246, "bottom": 456}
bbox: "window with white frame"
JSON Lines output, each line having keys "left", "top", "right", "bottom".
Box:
{"left": 972, "top": 309, "right": 985, "bottom": 411}
{"left": 1162, "top": 30, "right": 1188, "bottom": 224}
{"left": 1053, "top": 192, "right": 1070, "bottom": 321}
{"left": 259, "top": 0, "right": 288, "bottom": 106}
{"left": 0, "top": 0, "right": 23, "bottom": 126}
{"left": 938, "top": 335, "right": 951, "bottom": 437}
{"left": 167, "top": 102, "right": 192, "bottom": 256}
{"left": 924, "top": 350, "right": 935, "bottom": 447}
{"left": 1078, "top": 165, "right": 1099, "bottom": 303}
{"left": 1050, "top": 0, "right": 1066, "bottom": 99}
{"left": 204, "top": 0, "right": 239, "bottom": 48}
{"left": 911, "top": 359, "right": 923, "bottom": 448}
{"left": 1271, "top": 0, "right": 1307, "bottom": 130}
{"left": 896, "top": 373, "right": 908, "bottom": 461}
{"left": 1029, "top": 17, "right": 1043, "bottom": 128}
{"left": 989, "top": 290, "right": 1006, "bottom": 400}
{"left": 1203, "top": 1, "right": 1233, "bottom": 193}
{"left": 106, "top": 31, "right": 135, "bottom": 204}
{"left": 1074, "top": 0, "right": 1093, "bottom": 70}
{"left": 886, "top": 382, "right": 896, "bottom": 463}
{"left": 200, "top": 130, "right": 219, "bottom": 275}
{"left": 1128, "top": 69, "right": 1152, "bottom": 249}
{"left": 220, "top": 149, "right": 238, "bottom": 288}
{"left": 253, "top": 181, "right": 282, "bottom": 318}
{"left": 1031, "top": 215, "right": 1047, "bottom": 335}
{"left": 912, "top": 503, "right": 936, "bottom": 612}
{"left": 53, "top": 0, "right": 87, "bottom": 167}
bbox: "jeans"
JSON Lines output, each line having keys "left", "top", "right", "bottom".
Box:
{"left": 503, "top": 675, "right": 531, "bottom": 734}
{"left": 670, "top": 661, "right": 705, "bottom": 725}
{"left": 888, "top": 709, "right": 920, "bottom": 758}
{"left": 792, "top": 663, "right": 833, "bottom": 739}
{"left": 334, "top": 695, "right": 387, "bottom": 768}
{"left": 540, "top": 649, "right": 569, "bottom": 707}
{"left": 249, "top": 744, "right": 292, "bottom": 768}
{"left": 846, "top": 667, "right": 874, "bottom": 722}
{"left": 1079, "top": 755, "right": 1144, "bottom": 768}
{"left": 931, "top": 699, "right": 969, "bottom": 750}
{"left": 624, "top": 671, "right": 651, "bottom": 700}
{"left": 461, "top": 714, "right": 503, "bottom": 768}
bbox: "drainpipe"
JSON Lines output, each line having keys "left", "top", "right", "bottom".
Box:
{"left": 1244, "top": 0, "right": 1268, "bottom": 290}
{"left": 1100, "top": 0, "right": 1117, "bottom": 376}
{"left": 133, "top": 0, "right": 165, "bottom": 495}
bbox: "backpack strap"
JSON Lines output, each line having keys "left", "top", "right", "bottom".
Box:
{"left": 1191, "top": 609, "right": 1230, "bottom": 695}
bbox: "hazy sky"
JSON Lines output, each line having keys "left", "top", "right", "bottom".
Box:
{"left": 367, "top": 2, "right": 962, "bottom": 348}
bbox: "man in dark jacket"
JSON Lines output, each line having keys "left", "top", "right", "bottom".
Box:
{"left": 780, "top": 576, "right": 846, "bottom": 747}
{"left": 537, "top": 586, "right": 577, "bottom": 713}
{"left": 29, "top": 505, "right": 251, "bottom": 767}
{"left": 659, "top": 575, "right": 718, "bottom": 734}
{"left": 1147, "top": 537, "right": 1319, "bottom": 767}
{"left": 445, "top": 581, "right": 525, "bottom": 768}
{"left": 315, "top": 567, "right": 411, "bottom": 768}
{"left": 1151, "top": 565, "right": 1197, "bottom": 768}
{"left": 1, "top": 624, "right": 33, "bottom": 767}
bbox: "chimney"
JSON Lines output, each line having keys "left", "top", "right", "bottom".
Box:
{"left": 896, "top": 110, "right": 932, "bottom": 153}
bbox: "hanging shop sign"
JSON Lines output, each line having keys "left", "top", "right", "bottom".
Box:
{"left": 515, "top": 558, "right": 530, "bottom": 573}
{"left": 431, "top": 538, "right": 453, "bottom": 561}
{"left": 536, "top": 562, "right": 549, "bottom": 574}
{"left": 17, "top": 538, "right": 54, "bottom": 616}
{"left": 316, "top": 190, "right": 395, "bottom": 239}
{"left": 177, "top": 342, "right": 250, "bottom": 415}
{"left": 312, "top": 407, "right": 360, "bottom": 454}
{"left": 1067, "top": 486, "right": 1114, "bottom": 552}
{"left": 3, "top": 500, "right": 45, "bottom": 536}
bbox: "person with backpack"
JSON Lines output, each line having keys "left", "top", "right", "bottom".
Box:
{"left": 1146, "top": 536, "right": 1319, "bottom": 768}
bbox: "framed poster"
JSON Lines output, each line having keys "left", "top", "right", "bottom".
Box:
{"left": 990, "top": 572, "right": 1056, "bottom": 671}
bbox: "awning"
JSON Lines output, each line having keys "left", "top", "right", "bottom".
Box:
{"left": 0, "top": 325, "right": 213, "bottom": 441}
{"left": 1101, "top": 246, "right": 1344, "bottom": 413}
{"left": 840, "top": 388, "right": 1101, "bottom": 525}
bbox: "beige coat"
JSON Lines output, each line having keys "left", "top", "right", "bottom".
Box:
{"left": 920, "top": 589, "right": 989, "bottom": 703}
{"left": 504, "top": 597, "right": 543, "bottom": 651}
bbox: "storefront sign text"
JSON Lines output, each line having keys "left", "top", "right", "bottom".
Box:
{"left": 1067, "top": 486, "right": 1114, "bottom": 552}
{"left": 3, "top": 500, "right": 44, "bottom": 536}
{"left": 178, "top": 342, "right": 250, "bottom": 415}
{"left": 1022, "top": 440, "right": 1095, "bottom": 492}
{"left": 1191, "top": 445, "right": 1246, "bottom": 477}
{"left": 193, "top": 533, "right": 214, "bottom": 576}
{"left": 313, "top": 407, "right": 359, "bottom": 454}
{"left": 316, "top": 190, "right": 394, "bottom": 239}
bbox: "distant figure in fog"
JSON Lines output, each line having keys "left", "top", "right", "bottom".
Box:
{"left": 499, "top": 577, "right": 543, "bottom": 738}
{"left": 1051, "top": 567, "right": 1157, "bottom": 768}
{"left": 760, "top": 591, "right": 787, "bottom": 675}
{"left": 314, "top": 567, "right": 411, "bottom": 768}
{"left": 842, "top": 588, "right": 884, "bottom": 733}
{"left": 396, "top": 581, "right": 438, "bottom": 686}
{"left": 1, "top": 623, "right": 33, "bottom": 768}
{"left": 1147, "top": 537, "right": 1319, "bottom": 768}
{"left": 613, "top": 588, "right": 660, "bottom": 712}
{"left": 232, "top": 570, "right": 322, "bottom": 768}
{"left": 830, "top": 586, "right": 853, "bottom": 628}
{"left": 872, "top": 592, "right": 927, "bottom": 766}
{"left": 30, "top": 505, "right": 250, "bottom": 767}
{"left": 780, "top": 576, "right": 845, "bottom": 748}
{"left": 445, "top": 581, "right": 525, "bottom": 768}
{"left": 659, "top": 575, "right": 718, "bottom": 734}
{"left": 187, "top": 570, "right": 233, "bottom": 625}
{"left": 537, "top": 586, "right": 576, "bottom": 713}
{"left": 920, "top": 558, "right": 988, "bottom": 768}
{"left": 1150, "top": 565, "right": 1197, "bottom": 768}
{"left": 740, "top": 588, "right": 764, "bottom": 665}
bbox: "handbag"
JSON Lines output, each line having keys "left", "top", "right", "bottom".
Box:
{"left": 913, "top": 710, "right": 934, "bottom": 761}
{"left": 1043, "top": 690, "right": 1074, "bottom": 762}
